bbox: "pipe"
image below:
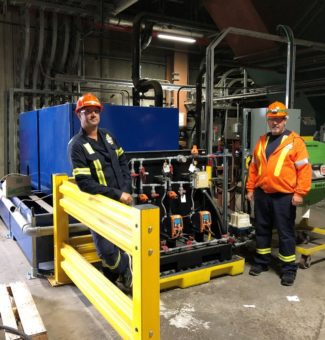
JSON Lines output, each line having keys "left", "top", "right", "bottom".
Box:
{"left": 70, "top": 17, "right": 81, "bottom": 74}
{"left": 195, "top": 62, "right": 206, "bottom": 148}
{"left": 58, "top": 16, "right": 70, "bottom": 73}
{"left": 277, "top": 25, "right": 296, "bottom": 108}
{"left": 0, "top": 188, "right": 87, "bottom": 236}
{"left": 32, "top": 8, "right": 45, "bottom": 109}
{"left": 205, "top": 26, "right": 325, "bottom": 154}
{"left": 132, "top": 13, "right": 163, "bottom": 106}
{"left": 44, "top": 11, "right": 58, "bottom": 106}
{"left": 241, "top": 109, "right": 249, "bottom": 212}
{"left": 19, "top": 8, "right": 30, "bottom": 112}
{"left": 22, "top": 223, "right": 88, "bottom": 237}
{"left": 202, "top": 189, "right": 224, "bottom": 235}
{"left": 110, "top": 0, "right": 139, "bottom": 16}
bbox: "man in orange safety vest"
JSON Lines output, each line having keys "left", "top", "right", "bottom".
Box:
{"left": 246, "top": 101, "right": 312, "bottom": 286}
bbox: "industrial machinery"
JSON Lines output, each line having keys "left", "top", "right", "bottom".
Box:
{"left": 296, "top": 140, "right": 325, "bottom": 268}
{"left": 2, "top": 99, "right": 323, "bottom": 282}
{"left": 0, "top": 103, "right": 179, "bottom": 276}
{"left": 0, "top": 103, "right": 248, "bottom": 283}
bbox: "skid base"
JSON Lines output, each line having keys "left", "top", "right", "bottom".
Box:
{"left": 160, "top": 255, "right": 244, "bottom": 290}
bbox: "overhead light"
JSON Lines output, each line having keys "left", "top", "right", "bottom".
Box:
{"left": 157, "top": 33, "right": 196, "bottom": 44}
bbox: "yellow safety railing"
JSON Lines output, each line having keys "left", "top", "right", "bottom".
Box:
{"left": 52, "top": 174, "right": 160, "bottom": 339}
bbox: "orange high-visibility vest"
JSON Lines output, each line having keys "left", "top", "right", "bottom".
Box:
{"left": 246, "top": 131, "right": 312, "bottom": 197}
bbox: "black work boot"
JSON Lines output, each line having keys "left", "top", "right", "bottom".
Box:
{"left": 249, "top": 264, "right": 269, "bottom": 276}
{"left": 102, "top": 267, "right": 120, "bottom": 284}
{"left": 121, "top": 254, "right": 133, "bottom": 292}
{"left": 281, "top": 271, "right": 296, "bottom": 286}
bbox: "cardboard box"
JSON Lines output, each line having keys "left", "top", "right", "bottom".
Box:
{"left": 2, "top": 175, "right": 31, "bottom": 198}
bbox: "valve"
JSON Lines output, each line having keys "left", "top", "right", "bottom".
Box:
{"left": 191, "top": 144, "right": 199, "bottom": 156}
{"left": 167, "top": 191, "right": 178, "bottom": 199}
{"left": 139, "top": 166, "right": 148, "bottom": 178}
{"left": 178, "top": 184, "right": 186, "bottom": 197}
{"left": 130, "top": 171, "right": 139, "bottom": 178}
{"left": 151, "top": 187, "right": 160, "bottom": 199}
{"left": 162, "top": 160, "right": 171, "bottom": 174}
{"left": 138, "top": 193, "right": 149, "bottom": 202}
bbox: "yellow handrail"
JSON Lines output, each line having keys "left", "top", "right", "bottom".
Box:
{"left": 52, "top": 174, "right": 160, "bottom": 339}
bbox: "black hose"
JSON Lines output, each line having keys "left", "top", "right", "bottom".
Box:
{"left": 0, "top": 325, "right": 31, "bottom": 340}
{"left": 202, "top": 189, "right": 224, "bottom": 235}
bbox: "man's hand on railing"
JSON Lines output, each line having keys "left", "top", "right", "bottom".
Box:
{"left": 119, "top": 192, "right": 133, "bottom": 206}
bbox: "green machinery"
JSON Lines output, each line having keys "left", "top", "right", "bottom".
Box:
{"left": 296, "top": 140, "right": 325, "bottom": 268}
{"left": 304, "top": 141, "right": 325, "bottom": 205}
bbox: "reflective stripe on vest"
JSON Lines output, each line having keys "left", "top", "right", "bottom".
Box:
{"left": 257, "top": 143, "right": 263, "bottom": 175}
{"left": 256, "top": 247, "right": 271, "bottom": 255}
{"left": 93, "top": 159, "right": 107, "bottom": 185}
{"left": 105, "top": 133, "right": 114, "bottom": 145}
{"left": 116, "top": 147, "right": 124, "bottom": 157}
{"left": 295, "top": 158, "right": 309, "bottom": 167}
{"left": 83, "top": 142, "right": 95, "bottom": 155}
{"left": 257, "top": 137, "right": 268, "bottom": 176}
{"left": 73, "top": 168, "right": 91, "bottom": 176}
{"left": 102, "top": 250, "right": 121, "bottom": 270}
{"left": 274, "top": 137, "right": 292, "bottom": 177}
{"left": 83, "top": 143, "right": 107, "bottom": 185}
{"left": 278, "top": 253, "right": 296, "bottom": 262}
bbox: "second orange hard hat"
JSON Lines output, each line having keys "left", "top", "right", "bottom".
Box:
{"left": 75, "top": 93, "right": 103, "bottom": 113}
{"left": 266, "top": 101, "right": 288, "bottom": 118}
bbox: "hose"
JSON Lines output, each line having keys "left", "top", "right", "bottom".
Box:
{"left": 0, "top": 325, "right": 31, "bottom": 340}
{"left": 202, "top": 189, "right": 224, "bottom": 236}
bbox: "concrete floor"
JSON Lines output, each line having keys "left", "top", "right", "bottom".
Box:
{"left": 0, "top": 201, "right": 324, "bottom": 340}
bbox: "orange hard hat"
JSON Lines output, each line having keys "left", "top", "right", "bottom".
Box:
{"left": 266, "top": 101, "right": 288, "bottom": 118}
{"left": 75, "top": 93, "right": 103, "bottom": 113}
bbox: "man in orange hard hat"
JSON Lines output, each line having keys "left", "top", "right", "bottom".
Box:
{"left": 68, "top": 93, "right": 133, "bottom": 291}
{"left": 246, "top": 101, "right": 312, "bottom": 286}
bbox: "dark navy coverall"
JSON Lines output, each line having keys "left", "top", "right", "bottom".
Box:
{"left": 68, "top": 128, "right": 131, "bottom": 275}
{"left": 254, "top": 130, "right": 297, "bottom": 273}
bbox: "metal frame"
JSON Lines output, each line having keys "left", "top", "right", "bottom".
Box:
{"left": 52, "top": 174, "right": 160, "bottom": 339}
{"left": 296, "top": 219, "right": 325, "bottom": 266}
{"left": 205, "top": 26, "right": 325, "bottom": 154}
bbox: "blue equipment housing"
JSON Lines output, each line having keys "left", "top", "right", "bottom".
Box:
{"left": 0, "top": 104, "right": 179, "bottom": 275}
{"left": 19, "top": 104, "right": 179, "bottom": 192}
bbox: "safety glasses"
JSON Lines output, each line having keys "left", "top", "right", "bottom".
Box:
{"left": 267, "top": 117, "right": 286, "bottom": 123}
{"left": 80, "top": 108, "right": 101, "bottom": 115}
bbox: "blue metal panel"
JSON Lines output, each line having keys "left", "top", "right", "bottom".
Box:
{"left": 20, "top": 104, "right": 179, "bottom": 191}
{"left": 7, "top": 216, "right": 53, "bottom": 266}
{"left": 99, "top": 105, "right": 179, "bottom": 152}
{"left": 19, "top": 110, "right": 39, "bottom": 189}
{"left": 38, "top": 104, "right": 74, "bottom": 193}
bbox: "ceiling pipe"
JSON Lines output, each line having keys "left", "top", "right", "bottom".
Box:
{"left": 19, "top": 7, "right": 30, "bottom": 112}
{"left": 277, "top": 25, "right": 295, "bottom": 109}
{"left": 8, "top": 0, "right": 96, "bottom": 16}
{"left": 44, "top": 11, "right": 58, "bottom": 106}
{"left": 103, "top": 17, "right": 213, "bottom": 39}
{"left": 195, "top": 62, "right": 206, "bottom": 148}
{"left": 57, "top": 15, "right": 70, "bottom": 73}
{"left": 110, "top": 0, "right": 139, "bottom": 16}
{"left": 69, "top": 16, "right": 81, "bottom": 74}
{"left": 32, "top": 8, "right": 45, "bottom": 109}
{"left": 132, "top": 13, "right": 163, "bottom": 106}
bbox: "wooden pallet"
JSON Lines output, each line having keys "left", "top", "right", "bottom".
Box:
{"left": 0, "top": 282, "right": 48, "bottom": 340}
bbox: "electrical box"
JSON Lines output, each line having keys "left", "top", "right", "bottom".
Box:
{"left": 170, "top": 215, "right": 183, "bottom": 238}
{"left": 193, "top": 171, "right": 209, "bottom": 188}
{"left": 198, "top": 211, "right": 212, "bottom": 233}
{"left": 229, "top": 212, "right": 251, "bottom": 228}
